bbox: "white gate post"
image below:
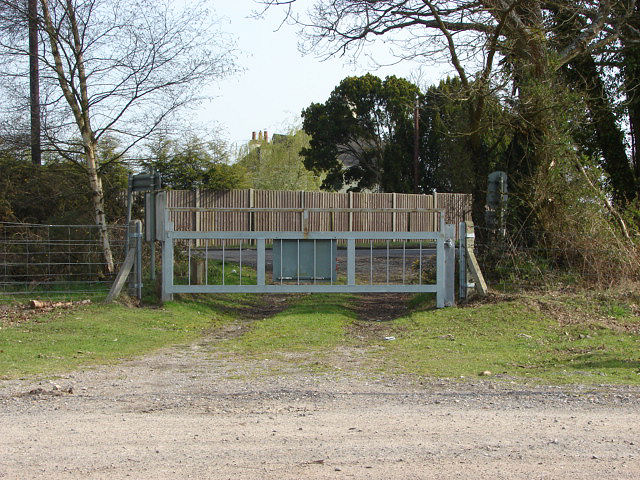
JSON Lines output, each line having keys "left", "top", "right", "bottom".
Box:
{"left": 444, "top": 223, "right": 455, "bottom": 307}
{"left": 436, "top": 230, "right": 445, "bottom": 308}
{"left": 459, "top": 222, "right": 467, "bottom": 300}
{"left": 161, "top": 203, "right": 174, "bottom": 303}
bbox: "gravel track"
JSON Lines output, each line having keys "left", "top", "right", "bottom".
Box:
{"left": 1, "top": 333, "right": 640, "bottom": 479}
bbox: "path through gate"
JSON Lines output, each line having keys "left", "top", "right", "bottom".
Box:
{"left": 158, "top": 202, "right": 459, "bottom": 308}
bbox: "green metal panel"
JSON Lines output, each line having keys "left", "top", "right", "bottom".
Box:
{"left": 273, "top": 239, "right": 336, "bottom": 281}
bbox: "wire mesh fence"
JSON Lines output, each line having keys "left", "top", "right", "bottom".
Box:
{"left": 0, "top": 222, "right": 128, "bottom": 296}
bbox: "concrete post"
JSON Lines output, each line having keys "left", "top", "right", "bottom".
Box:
{"left": 161, "top": 206, "right": 174, "bottom": 303}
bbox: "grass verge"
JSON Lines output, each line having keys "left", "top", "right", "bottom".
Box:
{"left": 1, "top": 288, "right": 639, "bottom": 385}
{"left": 373, "top": 296, "right": 640, "bottom": 384}
{"left": 0, "top": 297, "right": 236, "bottom": 379}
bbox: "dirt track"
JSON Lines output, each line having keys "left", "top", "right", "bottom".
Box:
{"left": 2, "top": 334, "right": 640, "bottom": 480}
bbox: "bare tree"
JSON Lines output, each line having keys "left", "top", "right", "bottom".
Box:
{"left": 263, "top": 0, "right": 636, "bottom": 225}
{"left": 0, "top": 0, "right": 236, "bottom": 272}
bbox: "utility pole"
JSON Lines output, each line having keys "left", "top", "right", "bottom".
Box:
{"left": 29, "top": 0, "right": 41, "bottom": 166}
{"left": 413, "top": 96, "right": 420, "bottom": 194}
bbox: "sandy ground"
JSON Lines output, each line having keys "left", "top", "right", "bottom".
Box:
{"left": 1, "top": 335, "right": 640, "bottom": 479}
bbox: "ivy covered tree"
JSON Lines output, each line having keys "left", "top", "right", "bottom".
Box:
{"left": 236, "top": 129, "right": 323, "bottom": 191}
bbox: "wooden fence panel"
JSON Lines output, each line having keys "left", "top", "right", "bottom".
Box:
{"left": 396, "top": 193, "right": 435, "bottom": 232}
{"left": 303, "top": 191, "right": 349, "bottom": 231}
{"left": 254, "top": 189, "right": 302, "bottom": 232}
{"left": 351, "top": 192, "right": 394, "bottom": 231}
{"left": 167, "top": 190, "right": 195, "bottom": 231}
{"left": 439, "top": 193, "right": 473, "bottom": 226}
{"left": 200, "top": 189, "right": 251, "bottom": 232}
{"left": 166, "top": 189, "right": 471, "bottom": 237}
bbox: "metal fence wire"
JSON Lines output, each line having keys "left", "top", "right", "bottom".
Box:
{"left": 0, "top": 222, "right": 127, "bottom": 295}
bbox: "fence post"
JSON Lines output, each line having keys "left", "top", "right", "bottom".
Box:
{"left": 302, "top": 209, "right": 309, "bottom": 235}
{"left": 127, "top": 220, "right": 143, "bottom": 300}
{"left": 444, "top": 223, "right": 455, "bottom": 307}
{"left": 348, "top": 191, "right": 353, "bottom": 231}
{"left": 392, "top": 193, "right": 397, "bottom": 232}
{"left": 194, "top": 189, "right": 201, "bottom": 247}
{"left": 249, "top": 188, "right": 255, "bottom": 246}
{"left": 125, "top": 174, "right": 133, "bottom": 255}
{"left": 432, "top": 189, "right": 438, "bottom": 232}
{"left": 135, "top": 220, "right": 142, "bottom": 300}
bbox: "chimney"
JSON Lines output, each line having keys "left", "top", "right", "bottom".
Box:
{"left": 258, "top": 131, "right": 263, "bottom": 142}
{"left": 251, "top": 131, "right": 256, "bottom": 141}
{"left": 264, "top": 130, "right": 269, "bottom": 143}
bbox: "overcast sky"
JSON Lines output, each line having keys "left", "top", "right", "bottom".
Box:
{"left": 195, "top": 2, "right": 451, "bottom": 150}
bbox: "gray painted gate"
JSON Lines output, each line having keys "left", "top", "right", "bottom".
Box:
{"left": 159, "top": 204, "right": 457, "bottom": 308}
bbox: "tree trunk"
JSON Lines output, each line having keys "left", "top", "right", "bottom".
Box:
{"left": 84, "top": 139, "right": 114, "bottom": 274}
{"left": 567, "top": 54, "right": 635, "bottom": 205}
{"left": 503, "top": 1, "right": 551, "bottom": 239}
{"left": 40, "top": 0, "right": 114, "bottom": 273}
{"left": 622, "top": 4, "right": 640, "bottom": 195}
{"left": 28, "top": 0, "right": 41, "bottom": 166}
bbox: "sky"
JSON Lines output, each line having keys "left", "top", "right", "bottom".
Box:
{"left": 195, "top": 2, "right": 451, "bottom": 151}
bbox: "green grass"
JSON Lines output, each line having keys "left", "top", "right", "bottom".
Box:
{"left": 0, "top": 285, "right": 112, "bottom": 306}
{"left": 374, "top": 299, "right": 640, "bottom": 384}
{"left": 214, "top": 290, "right": 640, "bottom": 385}
{"left": 174, "top": 259, "right": 257, "bottom": 286}
{"left": 220, "top": 294, "right": 356, "bottom": 354}
{"left": 0, "top": 298, "right": 232, "bottom": 378}
{"left": 1, "top": 286, "right": 639, "bottom": 385}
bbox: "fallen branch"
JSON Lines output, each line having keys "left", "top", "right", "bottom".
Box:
{"left": 29, "top": 299, "right": 91, "bottom": 310}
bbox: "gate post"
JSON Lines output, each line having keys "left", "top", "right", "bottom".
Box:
{"left": 436, "top": 230, "right": 445, "bottom": 308}
{"left": 161, "top": 206, "right": 174, "bottom": 303}
{"left": 127, "top": 220, "right": 143, "bottom": 300}
{"left": 459, "top": 222, "right": 467, "bottom": 300}
{"left": 437, "top": 223, "right": 455, "bottom": 308}
{"left": 444, "top": 223, "right": 455, "bottom": 307}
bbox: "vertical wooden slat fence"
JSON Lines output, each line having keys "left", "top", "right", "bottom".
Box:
{"left": 166, "top": 189, "right": 472, "bottom": 239}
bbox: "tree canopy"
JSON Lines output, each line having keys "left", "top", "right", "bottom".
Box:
{"left": 300, "top": 74, "right": 506, "bottom": 195}
{"left": 236, "top": 129, "right": 323, "bottom": 191}
{"left": 143, "top": 136, "right": 248, "bottom": 191}
{"left": 266, "top": 0, "right": 640, "bottom": 228}
{"left": 301, "top": 74, "right": 421, "bottom": 192}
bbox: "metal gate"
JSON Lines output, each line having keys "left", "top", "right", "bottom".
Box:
{"left": 159, "top": 204, "right": 457, "bottom": 308}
